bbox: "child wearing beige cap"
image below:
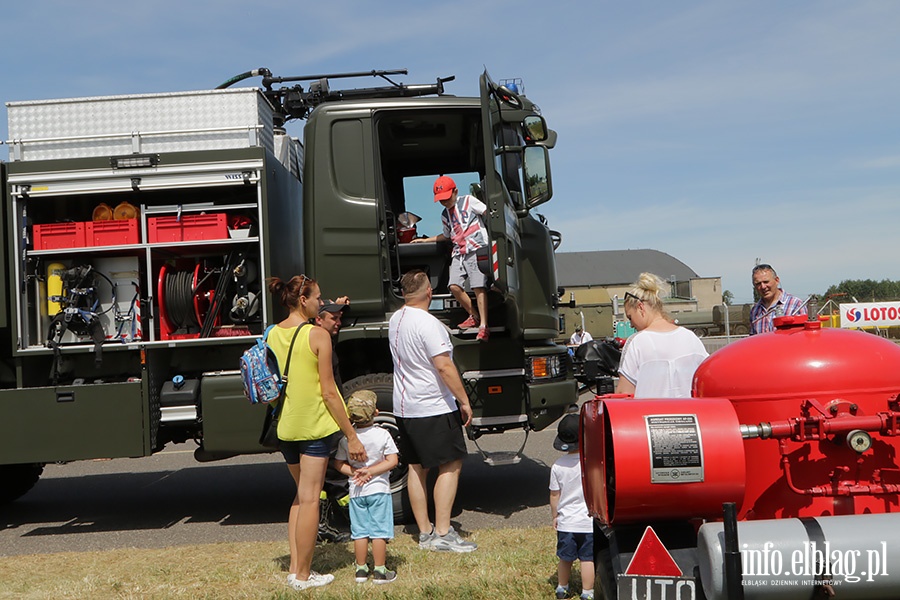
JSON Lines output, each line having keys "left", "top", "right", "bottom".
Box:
{"left": 333, "top": 390, "right": 400, "bottom": 584}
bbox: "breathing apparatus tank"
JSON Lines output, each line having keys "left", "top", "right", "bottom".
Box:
{"left": 46, "top": 262, "right": 67, "bottom": 315}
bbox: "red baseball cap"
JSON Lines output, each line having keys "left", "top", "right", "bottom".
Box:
{"left": 433, "top": 175, "right": 456, "bottom": 202}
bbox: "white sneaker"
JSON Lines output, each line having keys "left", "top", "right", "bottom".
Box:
{"left": 430, "top": 526, "right": 478, "bottom": 553}
{"left": 290, "top": 571, "right": 335, "bottom": 590}
{"left": 418, "top": 524, "right": 436, "bottom": 549}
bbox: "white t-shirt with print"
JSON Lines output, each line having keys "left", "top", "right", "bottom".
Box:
{"left": 389, "top": 305, "right": 456, "bottom": 418}
{"left": 441, "top": 194, "right": 488, "bottom": 257}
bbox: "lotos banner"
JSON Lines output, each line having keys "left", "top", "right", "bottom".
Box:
{"left": 840, "top": 302, "right": 900, "bottom": 328}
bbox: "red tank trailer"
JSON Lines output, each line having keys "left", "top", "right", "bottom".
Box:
{"left": 580, "top": 315, "right": 900, "bottom": 600}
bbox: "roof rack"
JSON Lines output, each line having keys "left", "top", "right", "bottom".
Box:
{"left": 217, "top": 68, "right": 455, "bottom": 125}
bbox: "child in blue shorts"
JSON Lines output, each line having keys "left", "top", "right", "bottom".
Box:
{"left": 334, "top": 390, "right": 400, "bottom": 584}
{"left": 549, "top": 413, "right": 594, "bottom": 600}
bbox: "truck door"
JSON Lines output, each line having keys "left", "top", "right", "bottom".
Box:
{"left": 479, "top": 71, "right": 519, "bottom": 299}
{"left": 478, "top": 72, "right": 554, "bottom": 296}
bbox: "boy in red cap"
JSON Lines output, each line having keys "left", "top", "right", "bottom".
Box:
{"left": 414, "top": 175, "right": 490, "bottom": 340}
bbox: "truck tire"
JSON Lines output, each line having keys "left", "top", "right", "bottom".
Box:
{"left": 732, "top": 323, "right": 750, "bottom": 336}
{"left": 0, "top": 463, "right": 44, "bottom": 504}
{"left": 342, "top": 373, "right": 411, "bottom": 524}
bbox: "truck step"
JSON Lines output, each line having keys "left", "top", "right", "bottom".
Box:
{"left": 453, "top": 325, "right": 503, "bottom": 336}
{"left": 471, "top": 428, "right": 529, "bottom": 467}
{"left": 481, "top": 450, "right": 522, "bottom": 467}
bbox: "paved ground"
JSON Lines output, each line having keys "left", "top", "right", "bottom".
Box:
{"left": 0, "top": 392, "right": 593, "bottom": 557}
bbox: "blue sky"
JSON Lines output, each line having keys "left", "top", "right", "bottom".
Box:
{"left": 3, "top": 1, "right": 899, "bottom": 304}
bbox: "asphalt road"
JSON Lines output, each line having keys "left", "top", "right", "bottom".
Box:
{"left": 0, "top": 394, "right": 591, "bottom": 557}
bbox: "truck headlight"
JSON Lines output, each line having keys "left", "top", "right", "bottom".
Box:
{"left": 528, "top": 355, "right": 563, "bottom": 380}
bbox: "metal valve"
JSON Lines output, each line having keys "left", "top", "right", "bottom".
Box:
{"left": 846, "top": 429, "right": 873, "bottom": 454}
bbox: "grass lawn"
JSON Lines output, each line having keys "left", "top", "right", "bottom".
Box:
{"left": 0, "top": 526, "right": 592, "bottom": 599}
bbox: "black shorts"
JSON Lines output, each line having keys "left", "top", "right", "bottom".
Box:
{"left": 396, "top": 411, "right": 467, "bottom": 469}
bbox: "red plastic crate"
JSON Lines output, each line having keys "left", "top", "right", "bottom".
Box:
{"left": 148, "top": 213, "right": 228, "bottom": 243}
{"left": 33, "top": 222, "right": 87, "bottom": 250}
{"left": 86, "top": 219, "right": 139, "bottom": 246}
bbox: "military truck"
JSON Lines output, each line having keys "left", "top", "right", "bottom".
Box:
{"left": 675, "top": 304, "right": 753, "bottom": 337}
{"left": 0, "top": 69, "right": 576, "bottom": 517}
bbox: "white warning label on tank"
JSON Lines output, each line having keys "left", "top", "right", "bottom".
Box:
{"left": 645, "top": 414, "right": 703, "bottom": 483}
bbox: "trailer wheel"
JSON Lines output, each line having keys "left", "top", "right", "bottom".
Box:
{"left": 595, "top": 543, "right": 617, "bottom": 600}
{"left": 343, "top": 373, "right": 411, "bottom": 524}
{"left": 0, "top": 463, "right": 44, "bottom": 504}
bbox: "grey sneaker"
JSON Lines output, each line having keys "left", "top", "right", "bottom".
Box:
{"left": 373, "top": 569, "right": 397, "bottom": 584}
{"left": 418, "top": 525, "right": 436, "bottom": 549}
{"left": 355, "top": 567, "right": 369, "bottom": 583}
{"left": 430, "top": 526, "right": 477, "bottom": 553}
{"left": 290, "top": 571, "right": 334, "bottom": 590}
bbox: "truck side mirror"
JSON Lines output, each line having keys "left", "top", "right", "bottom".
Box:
{"left": 523, "top": 115, "right": 547, "bottom": 142}
{"left": 523, "top": 145, "right": 552, "bottom": 208}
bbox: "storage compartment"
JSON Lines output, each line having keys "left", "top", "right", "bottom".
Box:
{"left": 0, "top": 382, "right": 146, "bottom": 463}
{"left": 199, "top": 373, "right": 270, "bottom": 453}
{"left": 33, "top": 222, "right": 87, "bottom": 249}
{"left": 11, "top": 154, "right": 266, "bottom": 349}
{"left": 86, "top": 218, "right": 139, "bottom": 246}
{"left": 149, "top": 213, "right": 228, "bottom": 243}
{"left": 39, "top": 256, "right": 143, "bottom": 347}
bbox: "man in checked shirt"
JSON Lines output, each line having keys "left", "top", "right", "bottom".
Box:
{"left": 749, "top": 263, "right": 807, "bottom": 334}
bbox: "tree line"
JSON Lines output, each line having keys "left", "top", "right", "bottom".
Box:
{"left": 821, "top": 279, "right": 900, "bottom": 302}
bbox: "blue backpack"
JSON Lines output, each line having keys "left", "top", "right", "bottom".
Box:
{"left": 240, "top": 325, "right": 301, "bottom": 404}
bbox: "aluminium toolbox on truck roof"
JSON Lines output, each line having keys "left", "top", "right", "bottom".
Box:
{"left": 5, "top": 88, "right": 275, "bottom": 161}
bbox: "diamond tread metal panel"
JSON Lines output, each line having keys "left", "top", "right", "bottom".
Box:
{"left": 6, "top": 88, "right": 274, "bottom": 161}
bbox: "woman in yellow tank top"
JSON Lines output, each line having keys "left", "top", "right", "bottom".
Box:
{"left": 267, "top": 274, "right": 366, "bottom": 591}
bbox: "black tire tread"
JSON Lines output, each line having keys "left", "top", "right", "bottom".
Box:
{"left": 0, "top": 463, "right": 44, "bottom": 504}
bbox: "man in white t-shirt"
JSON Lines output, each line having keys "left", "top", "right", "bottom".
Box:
{"left": 388, "top": 269, "right": 477, "bottom": 553}
{"left": 569, "top": 324, "right": 593, "bottom": 347}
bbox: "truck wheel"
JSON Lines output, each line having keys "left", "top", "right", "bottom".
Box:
{"left": 342, "top": 373, "right": 411, "bottom": 524}
{"left": 732, "top": 324, "right": 750, "bottom": 336}
{"left": 691, "top": 327, "right": 708, "bottom": 338}
{"left": 0, "top": 463, "right": 44, "bottom": 504}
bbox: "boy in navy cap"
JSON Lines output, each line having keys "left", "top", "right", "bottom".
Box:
{"left": 549, "top": 413, "right": 594, "bottom": 600}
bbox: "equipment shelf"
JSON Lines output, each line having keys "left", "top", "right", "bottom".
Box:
{"left": 9, "top": 159, "right": 268, "bottom": 352}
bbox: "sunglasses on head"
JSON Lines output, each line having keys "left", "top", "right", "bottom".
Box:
{"left": 297, "top": 274, "right": 313, "bottom": 296}
{"left": 624, "top": 291, "right": 642, "bottom": 304}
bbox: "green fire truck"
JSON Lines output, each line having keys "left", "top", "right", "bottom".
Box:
{"left": 0, "top": 69, "right": 576, "bottom": 517}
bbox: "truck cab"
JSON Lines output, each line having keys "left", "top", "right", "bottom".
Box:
{"left": 303, "top": 74, "right": 573, "bottom": 443}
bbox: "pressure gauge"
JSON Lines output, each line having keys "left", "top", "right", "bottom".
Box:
{"left": 846, "top": 430, "right": 872, "bottom": 454}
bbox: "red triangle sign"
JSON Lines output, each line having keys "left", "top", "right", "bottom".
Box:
{"left": 624, "top": 526, "right": 683, "bottom": 577}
